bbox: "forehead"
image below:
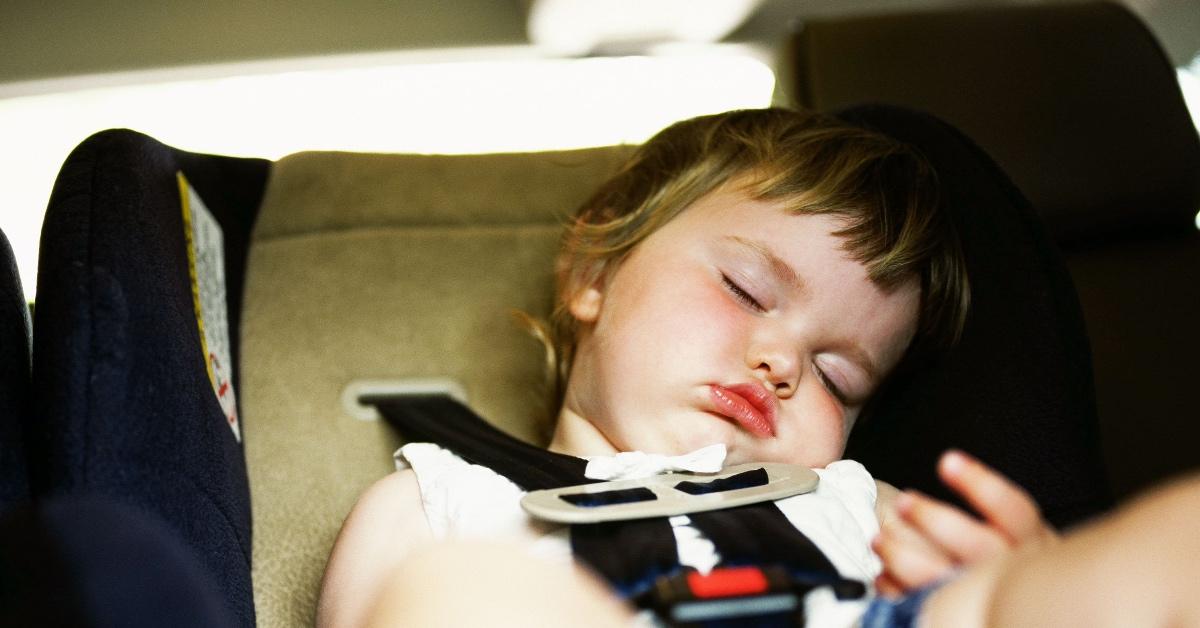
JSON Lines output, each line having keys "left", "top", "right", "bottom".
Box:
{"left": 654, "top": 185, "right": 847, "bottom": 261}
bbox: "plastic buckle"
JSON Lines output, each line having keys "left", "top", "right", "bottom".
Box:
{"left": 640, "top": 566, "right": 810, "bottom": 627}
{"left": 521, "top": 463, "right": 819, "bottom": 524}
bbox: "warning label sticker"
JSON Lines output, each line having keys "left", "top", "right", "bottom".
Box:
{"left": 179, "top": 172, "right": 241, "bottom": 442}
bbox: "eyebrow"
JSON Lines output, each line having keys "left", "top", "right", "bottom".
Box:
{"left": 723, "top": 236, "right": 807, "bottom": 295}
{"left": 722, "top": 235, "right": 881, "bottom": 386}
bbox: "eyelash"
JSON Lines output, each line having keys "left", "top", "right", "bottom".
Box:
{"left": 812, "top": 363, "right": 848, "bottom": 405}
{"left": 721, "top": 274, "right": 765, "bottom": 312}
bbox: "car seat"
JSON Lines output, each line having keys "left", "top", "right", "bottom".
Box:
{"left": 28, "top": 132, "right": 635, "bottom": 626}
{"left": 0, "top": 227, "right": 32, "bottom": 515}
{"left": 786, "top": 0, "right": 1200, "bottom": 500}
{"left": 29, "top": 100, "right": 1109, "bottom": 625}
{"left": 239, "top": 144, "right": 632, "bottom": 625}
{"left": 30, "top": 130, "right": 269, "bottom": 627}
{"left": 0, "top": 494, "right": 237, "bottom": 627}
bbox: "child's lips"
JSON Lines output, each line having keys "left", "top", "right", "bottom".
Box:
{"left": 709, "top": 383, "right": 777, "bottom": 438}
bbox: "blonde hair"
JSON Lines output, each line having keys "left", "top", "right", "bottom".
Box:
{"left": 534, "top": 107, "right": 968, "bottom": 427}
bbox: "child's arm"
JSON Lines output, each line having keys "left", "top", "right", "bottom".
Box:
{"left": 872, "top": 450, "right": 1058, "bottom": 596}
{"left": 363, "top": 540, "right": 635, "bottom": 627}
{"left": 316, "top": 469, "right": 433, "bottom": 628}
{"left": 922, "top": 472, "right": 1200, "bottom": 627}
{"left": 875, "top": 479, "right": 901, "bottom": 522}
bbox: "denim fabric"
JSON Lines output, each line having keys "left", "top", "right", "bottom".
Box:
{"left": 860, "top": 583, "right": 940, "bottom": 628}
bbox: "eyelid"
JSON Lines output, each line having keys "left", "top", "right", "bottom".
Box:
{"left": 723, "top": 236, "right": 805, "bottom": 296}
{"left": 721, "top": 273, "right": 765, "bottom": 311}
{"left": 812, "top": 362, "right": 848, "bottom": 405}
{"left": 816, "top": 353, "right": 873, "bottom": 408}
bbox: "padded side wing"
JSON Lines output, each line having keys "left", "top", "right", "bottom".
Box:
{"left": 31, "top": 129, "right": 269, "bottom": 627}
{"left": 0, "top": 227, "right": 32, "bottom": 515}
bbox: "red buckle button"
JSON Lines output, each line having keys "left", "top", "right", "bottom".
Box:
{"left": 685, "top": 567, "right": 770, "bottom": 599}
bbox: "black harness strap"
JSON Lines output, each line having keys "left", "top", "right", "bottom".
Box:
{"left": 371, "top": 395, "right": 855, "bottom": 601}
{"left": 689, "top": 506, "right": 859, "bottom": 597}
{"left": 570, "top": 518, "right": 682, "bottom": 596}
{"left": 367, "top": 395, "right": 589, "bottom": 490}
{"left": 370, "top": 395, "right": 682, "bottom": 590}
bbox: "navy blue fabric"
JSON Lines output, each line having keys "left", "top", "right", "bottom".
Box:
{"left": 0, "top": 496, "right": 235, "bottom": 628}
{"left": 30, "top": 129, "right": 268, "bottom": 627}
{"left": 839, "top": 106, "right": 1110, "bottom": 528}
{"left": 0, "top": 228, "right": 32, "bottom": 516}
{"left": 861, "top": 581, "right": 940, "bottom": 628}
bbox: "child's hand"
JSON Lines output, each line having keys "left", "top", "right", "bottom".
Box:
{"left": 871, "top": 450, "right": 1058, "bottom": 597}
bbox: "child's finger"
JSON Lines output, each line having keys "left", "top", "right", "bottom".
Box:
{"left": 896, "top": 490, "right": 1009, "bottom": 563}
{"left": 937, "top": 450, "right": 1046, "bottom": 543}
{"left": 871, "top": 522, "right": 955, "bottom": 590}
{"left": 880, "top": 515, "right": 949, "bottom": 565}
{"left": 873, "top": 572, "right": 906, "bottom": 598}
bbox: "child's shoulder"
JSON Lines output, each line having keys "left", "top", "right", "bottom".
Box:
{"left": 395, "top": 442, "right": 525, "bottom": 498}
{"left": 394, "top": 442, "right": 543, "bottom": 540}
{"left": 317, "top": 468, "right": 431, "bottom": 628}
{"left": 340, "top": 468, "right": 429, "bottom": 543}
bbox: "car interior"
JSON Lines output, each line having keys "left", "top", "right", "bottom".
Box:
{"left": 1, "top": 1, "right": 1198, "bottom": 627}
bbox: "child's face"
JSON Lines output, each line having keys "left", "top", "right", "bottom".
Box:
{"left": 555, "top": 185, "right": 921, "bottom": 467}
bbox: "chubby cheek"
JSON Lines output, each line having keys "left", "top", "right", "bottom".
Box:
{"left": 681, "top": 279, "right": 751, "bottom": 342}
{"left": 624, "top": 275, "right": 746, "bottom": 360}
{"left": 790, "top": 389, "right": 850, "bottom": 466}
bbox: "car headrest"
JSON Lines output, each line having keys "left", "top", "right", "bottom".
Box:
{"left": 791, "top": 2, "right": 1200, "bottom": 247}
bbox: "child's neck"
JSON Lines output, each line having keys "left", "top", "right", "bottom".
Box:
{"left": 548, "top": 405, "right": 619, "bottom": 458}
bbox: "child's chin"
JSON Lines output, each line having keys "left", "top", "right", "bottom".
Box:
{"left": 678, "top": 417, "right": 736, "bottom": 451}
{"left": 717, "top": 441, "right": 772, "bottom": 466}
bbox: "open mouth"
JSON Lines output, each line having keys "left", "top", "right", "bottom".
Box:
{"left": 709, "top": 383, "right": 777, "bottom": 438}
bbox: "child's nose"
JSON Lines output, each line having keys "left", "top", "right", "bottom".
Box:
{"left": 749, "top": 345, "right": 801, "bottom": 398}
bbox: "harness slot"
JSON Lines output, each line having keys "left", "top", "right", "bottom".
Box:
{"left": 674, "top": 468, "right": 768, "bottom": 495}
{"left": 560, "top": 487, "right": 657, "bottom": 507}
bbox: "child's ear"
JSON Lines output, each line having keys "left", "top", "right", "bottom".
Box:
{"left": 568, "top": 286, "right": 604, "bottom": 324}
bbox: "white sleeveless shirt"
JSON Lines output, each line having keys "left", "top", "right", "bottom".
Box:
{"left": 395, "top": 442, "right": 882, "bottom": 627}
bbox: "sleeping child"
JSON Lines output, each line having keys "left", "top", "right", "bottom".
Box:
{"left": 316, "top": 107, "right": 1199, "bottom": 627}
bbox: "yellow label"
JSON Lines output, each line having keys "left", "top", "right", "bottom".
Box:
{"left": 179, "top": 172, "right": 241, "bottom": 442}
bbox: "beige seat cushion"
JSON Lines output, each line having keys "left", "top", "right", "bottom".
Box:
{"left": 241, "top": 146, "right": 631, "bottom": 627}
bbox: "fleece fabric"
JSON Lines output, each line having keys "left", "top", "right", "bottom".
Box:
{"left": 31, "top": 129, "right": 268, "bottom": 628}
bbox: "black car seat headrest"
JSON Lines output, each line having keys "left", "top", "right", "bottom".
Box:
{"left": 838, "top": 105, "right": 1110, "bottom": 528}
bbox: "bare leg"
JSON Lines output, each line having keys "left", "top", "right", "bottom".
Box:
{"left": 365, "top": 540, "right": 635, "bottom": 627}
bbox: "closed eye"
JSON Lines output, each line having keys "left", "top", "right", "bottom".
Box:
{"left": 812, "top": 363, "right": 849, "bottom": 406}
{"left": 721, "top": 274, "right": 765, "bottom": 312}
